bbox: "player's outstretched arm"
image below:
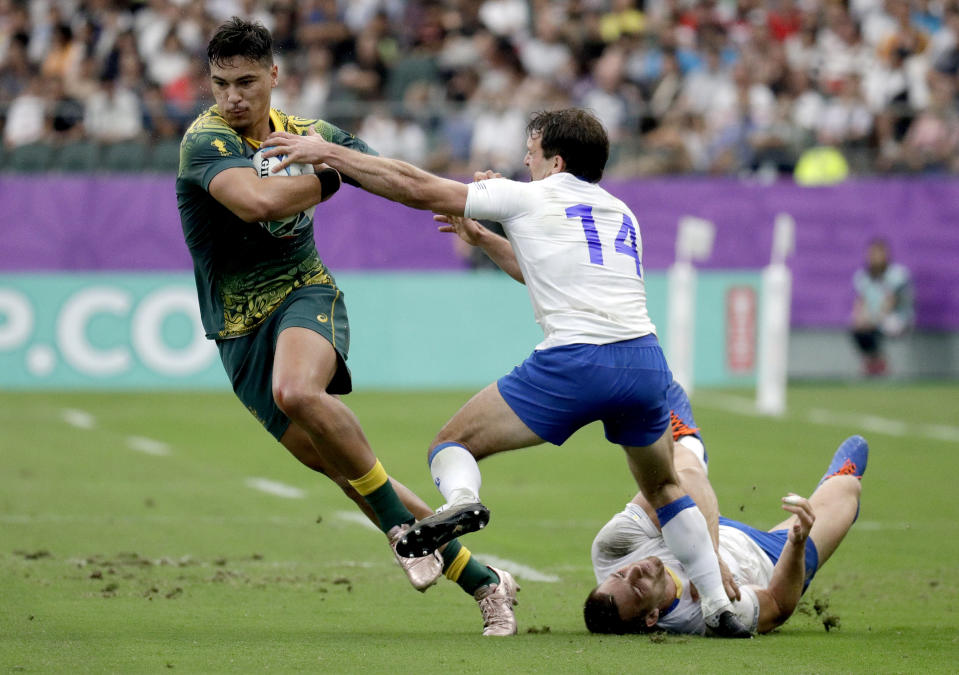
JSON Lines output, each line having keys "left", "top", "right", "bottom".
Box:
{"left": 434, "top": 214, "right": 524, "bottom": 283}
{"left": 263, "top": 128, "right": 469, "bottom": 216}
{"left": 752, "top": 494, "right": 815, "bottom": 633}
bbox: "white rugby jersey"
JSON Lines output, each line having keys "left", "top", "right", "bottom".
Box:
{"left": 591, "top": 503, "right": 772, "bottom": 635}
{"left": 464, "top": 173, "right": 657, "bottom": 350}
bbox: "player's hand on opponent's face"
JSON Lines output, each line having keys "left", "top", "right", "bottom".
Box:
{"left": 263, "top": 125, "right": 331, "bottom": 173}
{"left": 781, "top": 494, "right": 815, "bottom": 544}
{"left": 473, "top": 170, "right": 503, "bottom": 182}
{"left": 434, "top": 214, "right": 487, "bottom": 246}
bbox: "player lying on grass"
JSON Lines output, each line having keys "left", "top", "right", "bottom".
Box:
{"left": 426, "top": 210, "right": 868, "bottom": 633}
{"left": 584, "top": 434, "right": 868, "bottom": 636}
{"left": 262, "top": 108, "right": 750, "bottom": 637}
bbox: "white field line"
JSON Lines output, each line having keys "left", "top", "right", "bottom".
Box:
{"left": 335, "top": 510, "right": 380, "bottom": 531}
{"left": 61, "top": 408, "right": 95, "bottom": 429}
{"left": 59, "top": 410, "right": 174, "bottom": 455}
{"left": 474, "top": 554, "right": 561, "bottom": 583}
{"left": 923, "top": 424, "right": 959, "bottom": 443}
{"left": 695, "top": 393, "right": 761, "bottom": 417}
{"left": 125, "top": 436, "right": 171, "bottom": 456}
{"left": 808, "top": 409, "right": 908, "bottom": 437}
{"left": 695, "top": 393, "right": 959, "bottom": 442}
{"left": 245, "top": 477, "right": 306, "bottom": 499}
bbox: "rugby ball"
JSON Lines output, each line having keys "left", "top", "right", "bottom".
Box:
{"left": 251, "top": 148, "right": 317, "bottom": 238}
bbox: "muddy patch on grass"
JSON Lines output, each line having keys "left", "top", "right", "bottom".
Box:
{"left": 796, "top": 594, "right": 842, "bottom": 632}
{"left": 14, "top": 550, "right": 52, "bottom": 560}
{"left": 7, "top": 550, "right": 362, "bottom": 602}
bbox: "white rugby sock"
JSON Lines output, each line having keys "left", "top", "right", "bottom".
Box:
{"left": 428, "top": 442, "right": 482, "bottom": 505}
{"left": 656, "top": 496, "right": 730, "bottom": 619}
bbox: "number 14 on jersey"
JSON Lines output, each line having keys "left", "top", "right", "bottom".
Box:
{"left": 566, "top": 204, "right": 643, "bottom": 277}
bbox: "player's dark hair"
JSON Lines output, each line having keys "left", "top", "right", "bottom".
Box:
{"left": 527, "top": 108, "right": 609, "bottom": 184}
{"left": 207, "top": 17, "right": 273, "bottom": 68}
{"left": 583, "top": 589, "right": 655, "bottom": 634}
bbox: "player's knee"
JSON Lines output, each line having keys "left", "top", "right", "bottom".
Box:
{"left": 273, "top": 379, "right": 328, "bottom": 426}
{"left": 273, "top": 379, "right": 305, "bottom": 416}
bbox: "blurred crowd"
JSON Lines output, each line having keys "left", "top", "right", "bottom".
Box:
{"left": 4, "top": 0, "right": 959, "bottom": 175}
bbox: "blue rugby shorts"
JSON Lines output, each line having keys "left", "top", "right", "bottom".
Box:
{"left": 720, "top": 516, "right": 821, "bottom": 592}
{"left": 497, "top": 334, "right": 672, "bottom": 447}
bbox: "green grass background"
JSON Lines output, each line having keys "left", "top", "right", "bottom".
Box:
{"left": 2, "top": 383, "right": 958, "bottom": 673}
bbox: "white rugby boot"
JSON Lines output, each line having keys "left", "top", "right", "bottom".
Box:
{"left": 474, "top": 566, "right": 520, "bottom": 636}
{"left": 387, "top": 523, "right": 443, "bottom": 592}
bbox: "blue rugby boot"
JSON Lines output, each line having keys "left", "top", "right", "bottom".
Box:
{"left": 818, "top": 435, "right": 869, "bottom": 487}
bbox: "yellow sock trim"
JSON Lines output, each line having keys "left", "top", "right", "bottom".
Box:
{"left": 444, "top": 547, "right": 472, "bottom": 582}
{"left": 347, "top": 460, "right": 389, "bottom": 496}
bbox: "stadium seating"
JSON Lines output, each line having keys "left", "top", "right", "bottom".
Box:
{"left": 5, "top": 142, "right": 56, "bottom": 173}
{"left": 53, "top": 141, "right": 101, "bottom": 172}
{"left": 99, "top": 140, "right": 151, "bottom": 172}
{"left": 148, "top": 138, "right": 181, "bottom": 173}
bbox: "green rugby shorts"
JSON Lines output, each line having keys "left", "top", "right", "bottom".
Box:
{"left": 216, "top": 283, "right": 352, "bottom": 440}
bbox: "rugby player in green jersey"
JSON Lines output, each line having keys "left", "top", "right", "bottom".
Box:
{"left": 175, "top": 17, "right": 516, "bottom": 635}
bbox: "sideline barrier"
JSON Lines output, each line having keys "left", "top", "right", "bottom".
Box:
{"left": 0, "top": 271, "right": 760, "bottom": 390}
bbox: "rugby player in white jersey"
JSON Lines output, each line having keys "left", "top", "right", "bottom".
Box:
{"left": 585, "top": 435, "right": 868, "bottom": 636}
{"left": 262, "top": 108, "right": 750, "bottom": 637}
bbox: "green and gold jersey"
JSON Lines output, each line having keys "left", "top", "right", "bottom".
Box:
{"left": 175, "top": 105, "right": 372, "bottom": 340}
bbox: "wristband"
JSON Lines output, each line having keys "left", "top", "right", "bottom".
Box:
{"left": 316, "top": 167, "right": 341, "bottom": 198}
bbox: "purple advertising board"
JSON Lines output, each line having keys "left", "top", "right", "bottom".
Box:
{"left": 2, "top": 175, "right": 956, "bottom": 328}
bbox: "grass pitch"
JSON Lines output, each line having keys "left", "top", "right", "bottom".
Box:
{"left": 2, "top": 383, "right": 958, "bottom": 673}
